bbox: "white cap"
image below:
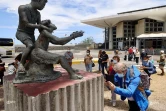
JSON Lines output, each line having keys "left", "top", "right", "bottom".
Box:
{"left": 161, "top": 50, "right": 164, "bottom": 53}
{"left": 8, "top": 65, "right": 16, "bottom": 75}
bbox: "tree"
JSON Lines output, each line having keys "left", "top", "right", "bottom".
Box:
{"left": 82, "top": 37, "right": 94, "bottom": 44}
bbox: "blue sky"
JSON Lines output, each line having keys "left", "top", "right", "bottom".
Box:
{"left": 0, "top": 0, "right": 166, "bottom": 45}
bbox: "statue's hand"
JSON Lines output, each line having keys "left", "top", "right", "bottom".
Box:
{"left": 40, "top": 25, "right": 52, "bottom": 32}
{"left": 70, "top": 31, "right": 84, "bottom": 39}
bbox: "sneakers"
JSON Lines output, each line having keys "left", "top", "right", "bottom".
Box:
{"left": 110, "top": 100, "right": 116, "bottom": 107}
{"left": 160, "top": 73, "right": 165, "bottom": 76}
{"left": 109, "top": 100, "right": 113, "bottom": 103}
{"left": 112, "top": 101, "right": 116, "bottom": 107}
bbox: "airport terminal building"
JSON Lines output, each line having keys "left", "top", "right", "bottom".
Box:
{"left": 82, "top": 5, "right": 166, "bottom": 51}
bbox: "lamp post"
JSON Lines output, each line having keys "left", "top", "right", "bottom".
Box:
{"left": 128, "top": 37, "right": 131, "bottom": 47}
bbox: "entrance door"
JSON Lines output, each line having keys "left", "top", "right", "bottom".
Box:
{"left": 118, "top": 42, "right": 123, "bottom": 50}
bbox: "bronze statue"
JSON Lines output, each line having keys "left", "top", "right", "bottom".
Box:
{"left": 16, "top": 0, "right": 49, "bottom": 74}
{"left": 14, "top": 20, "right": 84, "bottom": 83}
{"left": 14, "top": 0, "right": 84, "bottom": 83}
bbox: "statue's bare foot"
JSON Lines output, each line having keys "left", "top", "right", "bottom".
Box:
{"left": 72, "top": 68, "right": 79, "bottom": 73}
{"left": 70, "top": 74, "right": 83, "bottom": 80}
{"left": 17, "top": 63, "right": 26, "bottom": 74}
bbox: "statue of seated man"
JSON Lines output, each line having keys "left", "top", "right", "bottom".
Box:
{"left": 14, "top": 20, "right": 84, "bottom": 83}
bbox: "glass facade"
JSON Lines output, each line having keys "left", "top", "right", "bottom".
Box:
{"left": 123, "top": 21, "right": 136, "bottom": 47}
{"left": 139, "top": 18, "right": 165, "bottom": 49}
{"left": 145, "top": 18, "right": 164, "bottom": 33}
{"left": 111, "top": 18, "right": 165, "bottom": 49}
{"left": 112, "top": 21, "right": 136, "bottom": 49}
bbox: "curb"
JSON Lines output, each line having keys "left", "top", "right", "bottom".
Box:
{"left": 72, "top": 58, "right": 98, "bottom": 64}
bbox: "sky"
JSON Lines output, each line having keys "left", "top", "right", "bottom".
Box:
{"left": 0, "top": 0, "right": 166, "bottom": 45}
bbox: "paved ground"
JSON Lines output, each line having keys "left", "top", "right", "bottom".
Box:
{"left": 104, "top": 69, "right": 166, "bottom": 111}
{"left": 0, "top": 50, "right": 166, "bottom": 111}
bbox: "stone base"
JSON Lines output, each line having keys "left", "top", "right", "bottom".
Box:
{"left": 13, "top": 71, "right": 62, "bottom": 83}
{"left": 4, "top": 67, "right": 104, "bottom": 111}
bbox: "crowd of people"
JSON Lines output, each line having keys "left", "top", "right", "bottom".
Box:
{"left": 0, "top": 47, "right": 165, "bottom": 111}
{"left": 99, "top": 48, "right": 165, "bottom": 111}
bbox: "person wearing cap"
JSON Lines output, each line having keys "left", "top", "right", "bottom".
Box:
{"left": 8, "top": 53, "right": 22, "bottom": 75}
{"left": 0, "top": 59, "right": 5, "bottom": 85}
{"left": 141, "top": 49, "right": 147, "bottom": 62}
{"left": 8, "top": 62, "right": 16, "bottom": 75}
{"left": 158, "top": 50, "right": 165, "bottom": 75}
{"left": 14, "top": 53, "right": 22, "bottom": 69}
{"left": 140, "top": 55, "right": 156, "bottom": 77}
{"left": 105, "top": 55, "right": 120, "bottom": 106}
{"left": 100, "top": 51, "right": 109, "bottom": 75}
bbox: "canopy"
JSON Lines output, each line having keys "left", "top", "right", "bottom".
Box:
{"left": 137, "top": 33, "right": 166, "bottom": 39}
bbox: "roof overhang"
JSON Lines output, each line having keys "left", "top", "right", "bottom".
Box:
{"left": 137, "top": 33, "right": 166, "bottom": 39}
{"left": 81, "top": 6, "right": 166, "bottom": 28}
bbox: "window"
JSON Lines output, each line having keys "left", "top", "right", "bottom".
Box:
{"left": 146, "top": 23, "right": 149, "bottom": 27}
{"left": 154, "top": 28, "right": 157, "bottom": 32}
{"left": 150, "top": 23, "right": 153, "bottom": 27}
{"left": 157, "top": 41, "right": 162, "bottom": 45}
{"left": 145, "top": 19, "right": 149, "bottom": 22}
{"left": 113, "top": 42, "right": 117, "bottom": 45}
{"left": 0, "top": 38, "right": 13, "bottom": 46}
{"left": 158, "top": 22, "right": 163, "bottom": 27}
{"left": 150, "top": 28, "right": 153, "bottom": 32}
{"left": 158, "top": 28, "right": 163, "bottom": 31}
{"left": 145, "top": 28, "right": 149, "bottom": 32}
{"left": 150, "top": 19, "right": 154, "bottom": 22}
{"left": 154, "top": 23, "right": 157, "bottom": 27}
{"left": 113, "top": 38, "right": 116, "bottom": 41}
{"left": 145, "top": 18, "right": 164, "bottom": 33}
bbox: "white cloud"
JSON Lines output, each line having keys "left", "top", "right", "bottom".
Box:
{"left": 1, "top": 0, "right": 166, "bottom": 29}
{"left": 0, "top": 0, "right": 166, "bottom": 43}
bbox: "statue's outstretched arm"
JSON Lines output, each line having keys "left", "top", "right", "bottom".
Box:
{"left": 42, "top": 30, "right": 84, "bottom": 45}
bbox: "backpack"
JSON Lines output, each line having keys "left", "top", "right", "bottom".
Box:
{"left": 129, "top": 66, "right": 150, "bottom": 90}
{"left": 146, "top": 61, "right": 157, "bottom": 74}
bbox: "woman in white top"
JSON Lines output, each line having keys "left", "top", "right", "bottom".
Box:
{"left": 135, "top": 49, "right": 140, "bottom": 65}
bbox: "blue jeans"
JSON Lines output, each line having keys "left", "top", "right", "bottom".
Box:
{"left": 85, "top": 63, "right": 92, "bottom": 72}
{"left": 101, "top": 63, "right": 108, "bottom": 75}
{"left": 98, "top": 62, "right": 102, "bottom": 71}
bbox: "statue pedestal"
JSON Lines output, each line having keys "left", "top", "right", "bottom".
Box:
{"left": 3, "top": 67, "right": 104, "bottom": 111}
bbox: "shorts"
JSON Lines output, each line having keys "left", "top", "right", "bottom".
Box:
{"left": 16, "top": 31, "right": 35, "bottom": 45}
{"left": 159, "top": 62, "right": 165, "bottom": 69}
{"left": 159, "top": 65, "right": 165, "bottom": 69}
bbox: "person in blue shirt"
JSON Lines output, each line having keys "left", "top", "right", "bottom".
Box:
{"left": 141, "top": 55, "right": 156, "bottom": 77}
{"left": 105, "top": 62, "right": 151, "bottom": 111}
